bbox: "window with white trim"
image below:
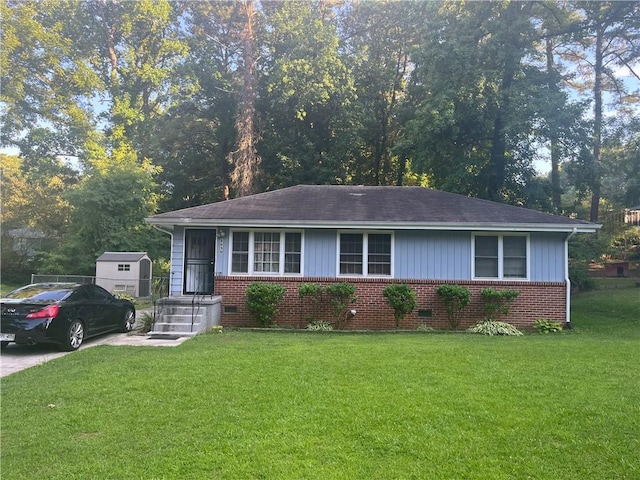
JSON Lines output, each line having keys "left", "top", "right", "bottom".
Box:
{"left": 231, "top": 231, "right": 302, "bottom": 275}
{"left": 339, "top": 232, "right": 392, "bottom": 276}
{"left": 473, "top": 234, "right": 528, "bottom": 279}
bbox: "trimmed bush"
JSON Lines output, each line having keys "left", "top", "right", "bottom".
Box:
{"left": 325, "top": 282, "right": 357, "bottom": 329}
{"left": 246, "top": 282, "right": 286, "bottom": 327}
{"left": 299, "top": 283, "right": 323, "bottom": 323}
{"left": 480, "top": 288, "right": 520, "bottom": 321}
{"left": 435, "top": 284, "right": 471, "bottom": 330}
{"left": 382, "top": 284, "right": 417, "bottom": 328}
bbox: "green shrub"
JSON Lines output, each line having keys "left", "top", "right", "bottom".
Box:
{"left": 382, "top": 284, "right": 417, "bottom": 328}
{"left": 416, "top": 324, "right": 435, "bottom": 333}
{"left": 480, "top": 288, "right": 520, "bottom": 321}
{"left": 435, "top": 284, "right": 471, "bottom": 330}
{"left": 306, "top": 321, "right": 333, "bottom": 331}
{"left": 467, "top": 320, "right": 523, "bottom": 336}
{"left": 533, "top": 319, "right": 563, "bottom": 333}
{"left": 299, "top": 283, "right": 322, "bottom": 298}
{"left": 569, "top": 260, "right": 597, "bottom": 291}
{"left": 299, "top": 283, "right": 323, "bottom": 322}
{"left": 113, "top": 291, "right": 136, "bottom": 304}
{"left": 325, "top": 282, "right": 357, "bottom": 329}
{"left": 139, "top": 312, "right": 154, "bottom": 333}
{"left": 246, "top": 282, "right": 286, "bottom": 327}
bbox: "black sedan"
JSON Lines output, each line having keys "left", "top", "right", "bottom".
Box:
{"left": 1, "top": 283, "right": 136, "bottom": 351}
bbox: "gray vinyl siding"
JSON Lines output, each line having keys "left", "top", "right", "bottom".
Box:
{"left": 168, "top": 227, "right": 567, "bottom": 293}
{"left": 394, "top": 230, "right": 471, "bottom": 280}
{"left": 216, "top": 233, "right": 228, "bottom": 275}
{"left": 530, "top": 232, "right": 565, "bottom": 281}
{"left": 170, "top": 227, "right": 185, "bottom": 295}
{"left": 304, "top": 229, "right": 337, "bottom": 277}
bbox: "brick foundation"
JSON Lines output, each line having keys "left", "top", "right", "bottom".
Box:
{"left": 214, "top": 276, "right": 567, "bottom": 331}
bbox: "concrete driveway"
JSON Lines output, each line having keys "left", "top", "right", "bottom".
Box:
{"left": 1, "top": 331, "right": 189, "bottom": 378}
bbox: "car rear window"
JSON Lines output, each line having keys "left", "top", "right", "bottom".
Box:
{"left": 5, "top": 285, "right": 74, "bottom": 302}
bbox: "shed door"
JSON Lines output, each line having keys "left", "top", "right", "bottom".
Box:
{"left": 184, "top": 229, "right": 216, "bottom": 295}
{"left": 139, "top": 258, "right": 151, "bottom": 297}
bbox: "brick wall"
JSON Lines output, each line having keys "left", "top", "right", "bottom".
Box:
{"left": 214, "top": 276, "right": 567, "bottom": 331}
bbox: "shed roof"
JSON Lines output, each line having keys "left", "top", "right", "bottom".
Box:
{"left": 96, "top": 252, "right": 149, "bottom": 262}
{"left": 147, "top": 185, "right": 599, "bottom": 233}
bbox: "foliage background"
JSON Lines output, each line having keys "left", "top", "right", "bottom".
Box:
{"left": 1, "top": 0, "right": 639, "bottom": 278}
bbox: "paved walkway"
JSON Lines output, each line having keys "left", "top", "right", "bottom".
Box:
{"left": 1, "top": 320, "right": 190, "bottom": 378}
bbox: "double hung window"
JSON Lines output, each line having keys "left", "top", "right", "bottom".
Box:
{"left": 473, "top": 234, "right": 528, "bottom": 279}
{"left": 231, "top": 231, "right": 302, "bottom": 275}
{"left": 339, "top": 232, "right": 392, "bottom": 276}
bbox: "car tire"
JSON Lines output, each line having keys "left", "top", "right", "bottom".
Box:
{"left": 62, "top": 320, "right": 85, "bottom": 351}
{"left": 1, "top": 341, "right": 8, "bottom": 350}
{"left": 120, "top": 308, "right": 135, "bottom": 333}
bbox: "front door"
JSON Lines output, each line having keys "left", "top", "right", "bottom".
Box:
{"left": 184, "top": 229, "right": 216, "bottom": 295}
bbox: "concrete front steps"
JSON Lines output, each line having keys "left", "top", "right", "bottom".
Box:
{"left": 148, "top": 296, "right": 222, "bottom": 339}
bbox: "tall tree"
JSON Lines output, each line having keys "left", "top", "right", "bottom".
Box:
{"left": 1, "top": 0, "right": 98, "bottom": 153}
{"left": 404, "top": 1, "right": 542, "bottom": 202}
{"left": 340, "top": 0, "right": 424, "bottom": 186}
{"left": 229, "top": 0, "right": 261, "bottom": 197}
{"left": 532, "top": 1, "right": 590, "bottom": 212}
{"left": 562, "top": 1, "right": 640, "bottom": 221}
{"left": 259, "top": 0, "right": 356, "bottom": 188}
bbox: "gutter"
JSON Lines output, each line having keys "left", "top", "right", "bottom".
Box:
{"left": 564, "top": 227, "right": 579, "bottom": 328}
{"left": 146, "top": 218, "right": 599, "bottom": 234}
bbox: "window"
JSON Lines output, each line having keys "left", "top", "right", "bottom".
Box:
{"left": 473, "top": 234, "right": 528, "bottom": 279}
{"left": 340, "top": 234, "right": 363, "bottom": 274}
{"left": 339, "top": 232, "right": 392, "bottom": 276}
{"left": 118, "top": 264, "right": 131, "bottom": 271}
{"left": 284, "top": 232, "right": 302, "bottom": 273}
{"left": 254, "top": 232, "right": 280, "bottom": 273}
{"left": 231, "top": 232, "right": 249, "bottom": 273}
{"left": 231, "top": 231, "right": 302, "bottom": 275}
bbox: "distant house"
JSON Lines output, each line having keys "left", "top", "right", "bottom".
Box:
{"left": 625, "top": 206, "right": 640, "bottom": 227}
{"left": 7, "top": 228, "right": 47, "bottom": 259}
{"left": 95, "top": 252, "right": 152, "bottom": 297}
{"left": 145, "top": 185, "right": 599, "bottom": 333}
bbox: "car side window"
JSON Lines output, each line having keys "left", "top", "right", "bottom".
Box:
{"left": 68, "top": 288, "right": 90, "bottom": 302}
{"left": 86, "top": 285, "right": 114, "bottom": 301}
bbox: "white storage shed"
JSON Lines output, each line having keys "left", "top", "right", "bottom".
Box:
{"left": 95, "top": 252, "right": 152, "bottom": 297}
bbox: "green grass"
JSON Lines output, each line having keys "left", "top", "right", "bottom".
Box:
{"left": 1, "top": 287, "right": 639, "bottom": 479}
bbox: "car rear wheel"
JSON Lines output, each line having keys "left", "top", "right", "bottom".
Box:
{"left": 120, "top": 309, "right": 135, "bottom": 333}
{"left": 62, "top": 320, "right": 84, "bottom": 351}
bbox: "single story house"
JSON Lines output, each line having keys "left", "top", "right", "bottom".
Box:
{"left": 95, "top": 252, "right": 153, "bottom": 297}
{"left": 145, "top": 185, "right": 599, "bottom": 332}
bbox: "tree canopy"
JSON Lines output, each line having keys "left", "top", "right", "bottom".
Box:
{"left": 2, "top": 0, "right": 639, "bottom": 276}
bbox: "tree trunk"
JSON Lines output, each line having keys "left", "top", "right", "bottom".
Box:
{"left": 546, "top": 38, "right": 562, "bottom": 212}
{"left": 230, "top": 0, "right": 260, "bottom": 197}
{"left": 590, "top": 24, "right": 604, "bottom": 223}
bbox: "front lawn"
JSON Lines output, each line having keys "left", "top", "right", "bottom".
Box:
{"left": 1, "top": 287, "right": 638, "bottom": 479}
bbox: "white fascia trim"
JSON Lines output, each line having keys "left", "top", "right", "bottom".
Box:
{"left": 147, "top": 218, "right": 601, "bottom": 234}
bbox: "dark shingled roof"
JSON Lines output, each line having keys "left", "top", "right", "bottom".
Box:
{"left": 147, "top": 185, "right": 597, "bottom": 231}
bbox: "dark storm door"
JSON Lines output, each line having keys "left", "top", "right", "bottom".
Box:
{"left": 184, "top": 229, "right": 216, "bottom": 295}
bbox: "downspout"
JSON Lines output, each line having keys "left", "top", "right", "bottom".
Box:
{"left": 565, "top": 228, "right": 578, "bottom": 328}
